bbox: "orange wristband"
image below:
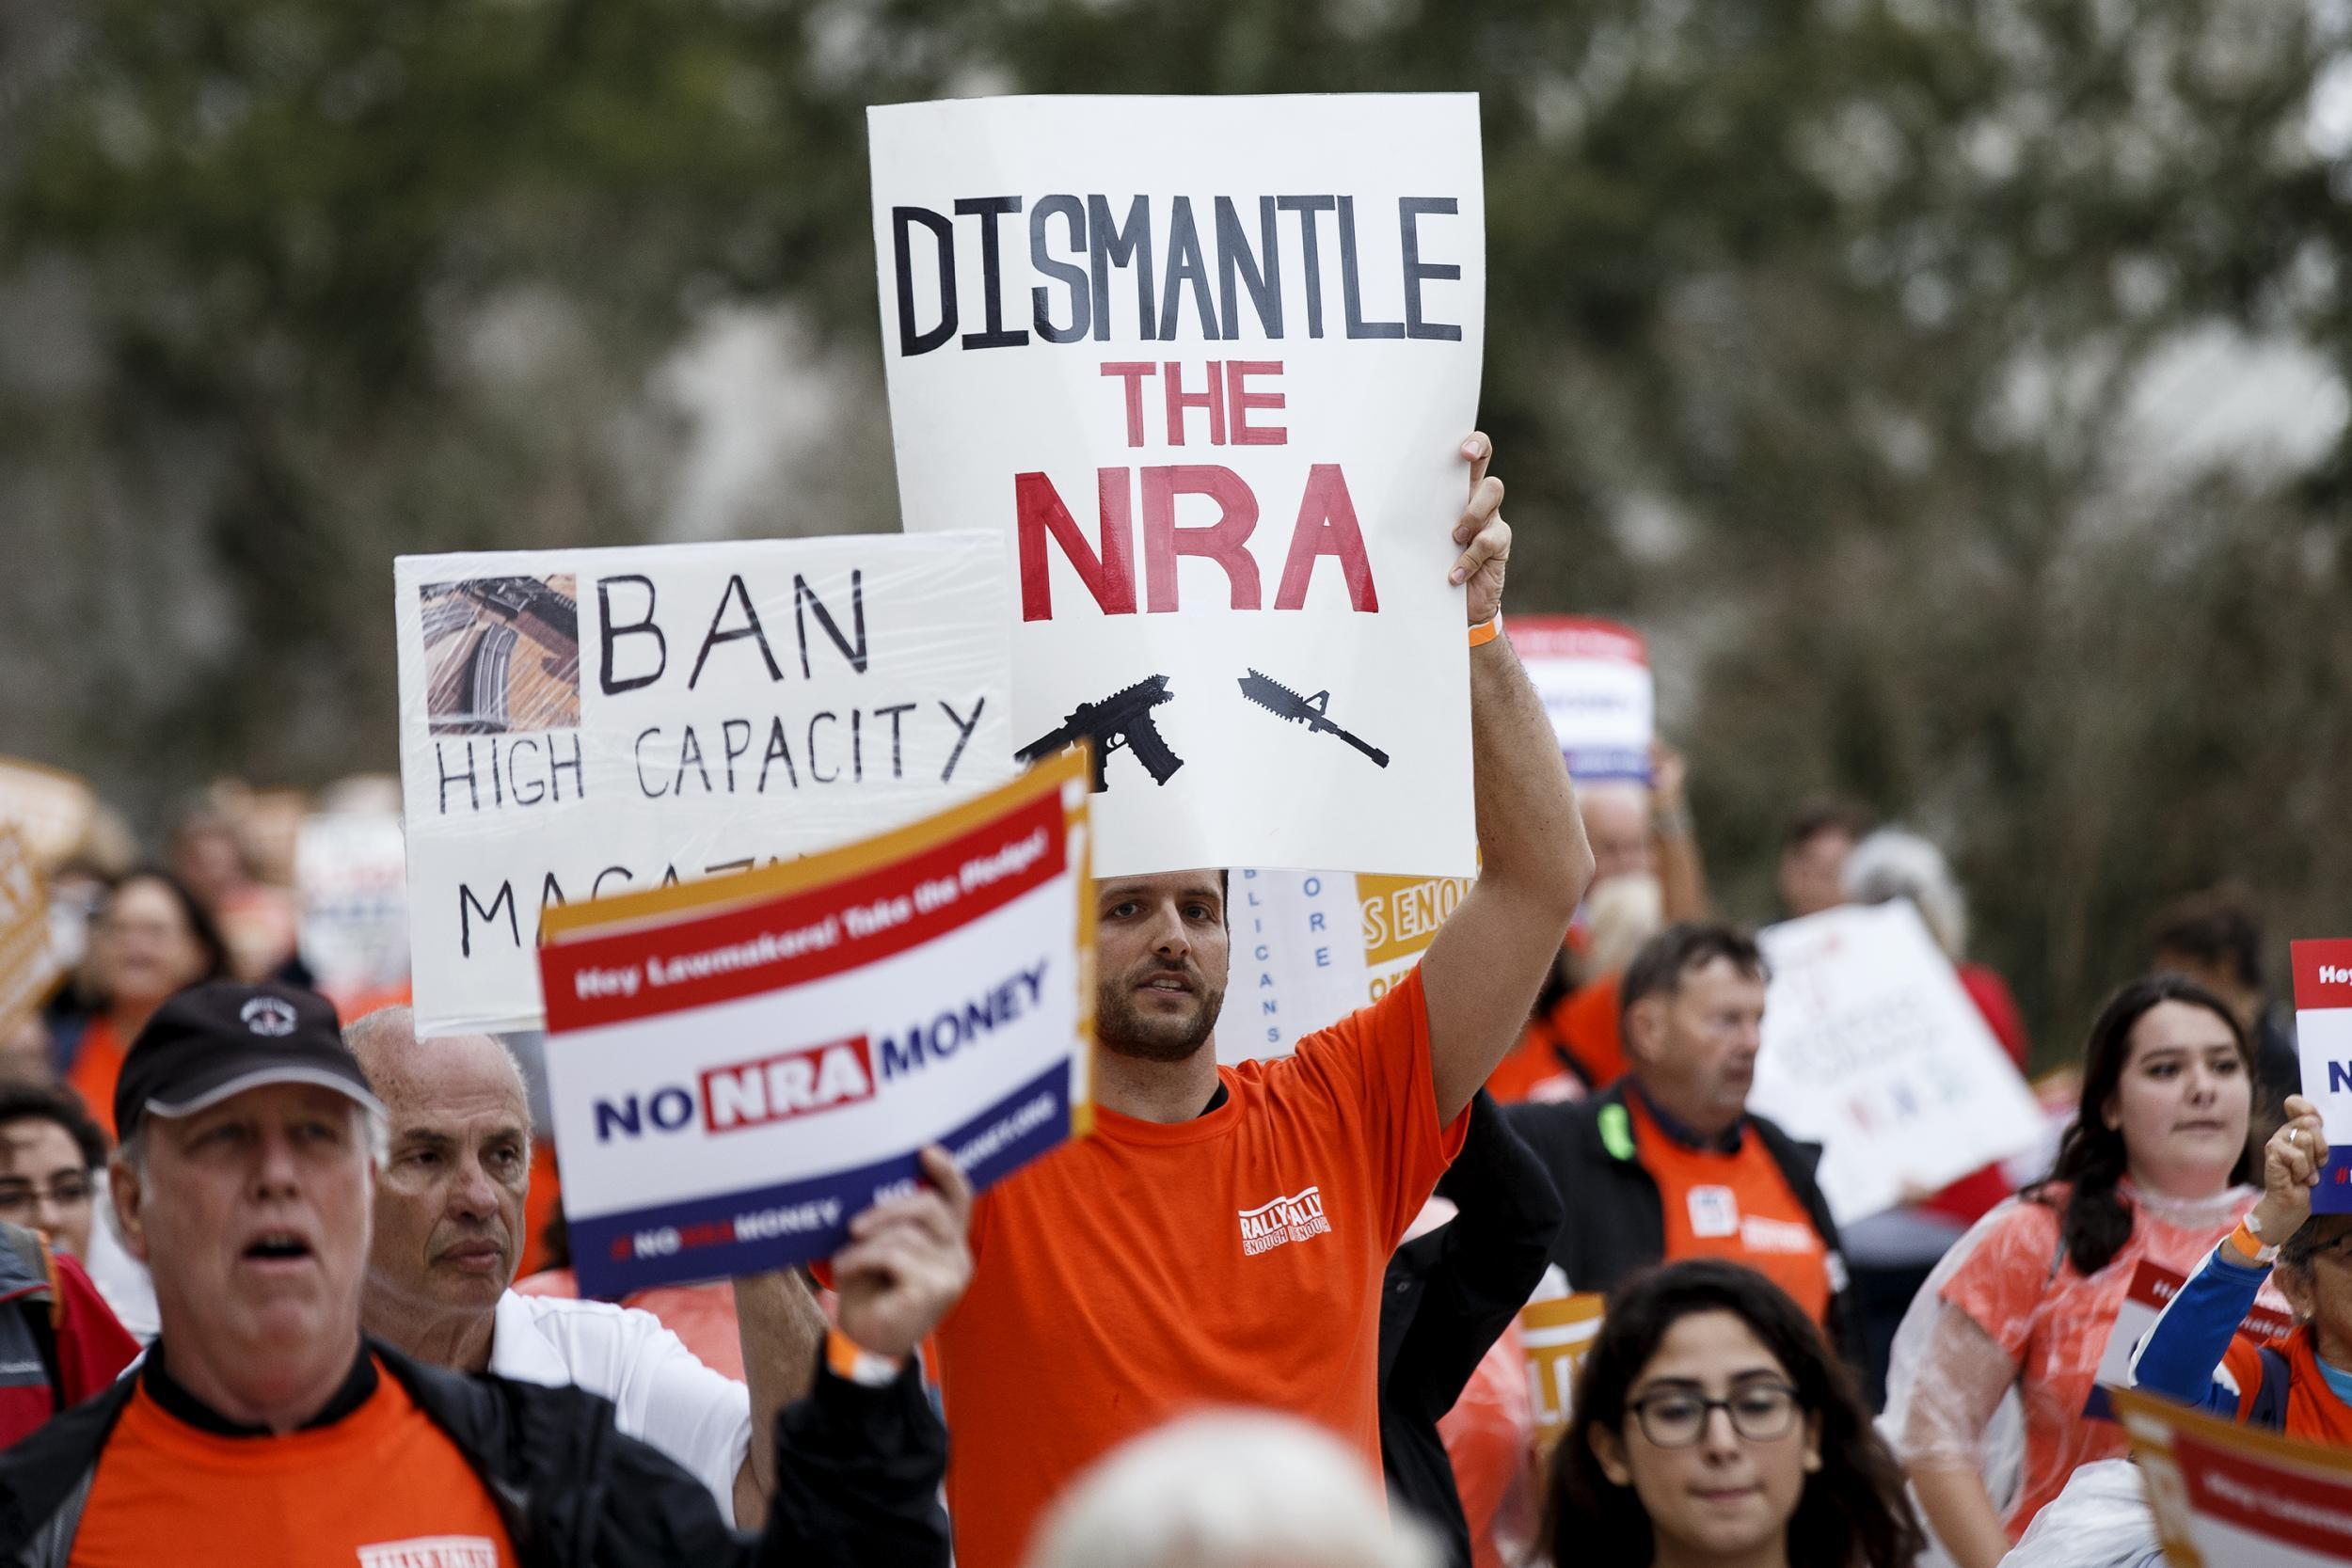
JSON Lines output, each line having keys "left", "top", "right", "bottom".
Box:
{"left": 1469, "top": 614, "right": 1502, "bottom": 648}
{"left": 2228, "top": 1221, "right": 2279, "bottom": 1266}
{"left": 826, "top": 1326, "right": 905, "bottom": 1387}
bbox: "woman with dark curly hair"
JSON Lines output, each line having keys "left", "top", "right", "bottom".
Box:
{"left": 1547, "top": 1259, "right": 1924, "bottom": 1568}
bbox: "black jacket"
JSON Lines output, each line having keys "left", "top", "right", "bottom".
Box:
{"left": 0, "top": 1338, "right": 948, "bottom": 1567}
{"left": 1499, "top": 1084, "right": 1863, "bottom": 1365}
{"left": 1380, "top": 1093, "right": 1563, "bottom": 1568}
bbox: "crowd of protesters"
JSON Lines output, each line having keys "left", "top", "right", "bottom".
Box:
{"left": 0, "top": 432, "right": 2337, "bottom": 1568}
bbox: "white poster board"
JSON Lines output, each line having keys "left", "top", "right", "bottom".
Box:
{"left": 394, "top": 535, "right": 1015, "bottom": 1036}
{"left": 536, "top": 754, "right": 1089, "bottom": 1295}
{"left": 1748, "top": 902, "right": 2043, "bottom": 1225}
{"left": 1511, "top": 615, "right": 1653, "bottom": 783}
{"left": 870, "top": 93, "right": 1486, "bottom": 878}
{"left": 295, "top": 813, "right": 411, "bottom": 1002}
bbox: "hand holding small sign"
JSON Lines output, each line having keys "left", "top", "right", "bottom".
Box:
{"left": 2232, "top": 1094, "right": 2328, "bottom": 1265}
{"left": 834, "top": 1146, "right": 975, "bottom": 1361}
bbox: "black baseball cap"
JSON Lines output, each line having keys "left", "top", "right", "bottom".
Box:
{"left": 115, "top": 980, "right": 384, "bottom": 1144}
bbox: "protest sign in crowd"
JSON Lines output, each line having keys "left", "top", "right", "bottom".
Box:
{"left": 0, "top": 91, "right": 2345, "bottom": 1568}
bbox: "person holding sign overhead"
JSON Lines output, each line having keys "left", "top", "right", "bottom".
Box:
{"left": 930, "top": 433, "right": 1593, "bottom": 1568}
{"left": 1497, "top": 924, "right": 1859, "bottom": 1354}
{"left": 2130, "top": 1092, "right": 2352, "bottom": 1443}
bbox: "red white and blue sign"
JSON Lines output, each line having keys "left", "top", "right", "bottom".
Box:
{"left": 538, "top": 752, "right": 1093, "bottom": 1295}
{"left": 2294, "top": 938, "right": 2352, "bottom": 1216}
{"left": 1507, "top": 615, "right": 1653, "bottom": 784}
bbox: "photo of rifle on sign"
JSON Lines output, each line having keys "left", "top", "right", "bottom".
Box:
{"left": 1017, "top": 674, "right": 1185, "bottom": 793}
{"left": 1237, "top": 670, "right": 1391, "bottom": 768}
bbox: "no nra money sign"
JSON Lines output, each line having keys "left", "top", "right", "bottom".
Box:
{"left": 869, "top": 93, "right": 1486, "bottom": 877}
{"left": 392, "top": 536, "right": 1015, "bottom": 1036}
{"left": 2296, "top": 938, "right": 2352, "bottom": 1215}
{"left": 536, "top": 752, "right": 1091, "bottom": 1296}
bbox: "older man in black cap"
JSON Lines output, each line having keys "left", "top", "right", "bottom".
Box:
{"left": 0, "top": 981, "right": 961, "bottom": 1567}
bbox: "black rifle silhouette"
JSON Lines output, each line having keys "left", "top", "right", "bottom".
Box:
{"left": 1018, "top": 674, "right": 1184, "bottom": 793}
{"left": 1236, "top": 670, "right": 1390, "bottom": 768}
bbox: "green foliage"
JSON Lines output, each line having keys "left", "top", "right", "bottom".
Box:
{"left": 2, "top": 0, "right": 2347, "bottom": 1050}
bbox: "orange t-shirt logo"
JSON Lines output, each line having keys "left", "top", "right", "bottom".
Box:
{"left": 934, "top": 967, "right": 1468, "bottom": 1568}
{"left": 1237, "top": 1185, "right": 1333, "bottom": 1256}
{"left": 358, "top": 1539, "right": 502, "bottom": 1568}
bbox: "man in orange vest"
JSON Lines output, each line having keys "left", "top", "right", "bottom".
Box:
{"left": 1503, "top": 923, "right": 1861, "bottom": 1359}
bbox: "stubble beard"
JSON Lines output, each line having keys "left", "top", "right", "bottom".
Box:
{"left": 1096, "top": 969, "right": 1227, "bottom": 1065}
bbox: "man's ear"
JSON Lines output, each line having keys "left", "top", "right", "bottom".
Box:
{"left": 1624, "top": 996, "right": 1664, "bottom": 1067}
{"left": 109, "top": 1155, "right": 151, "bottom": 1266}
{"left": 1589, "top": 1423, "right": 1633, "bottom": 1488}
{"left": 2277, "top": 1263, "right": 2317, "bottom": 1322}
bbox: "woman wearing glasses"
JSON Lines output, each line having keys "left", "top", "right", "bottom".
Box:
{"left": 1545, "top": 1259, "right": 1924, "bottom": 1568}
{"left": 0, "top": 1081, "right": 106, "bottom": 1263}
{"left": 2130, "top": 1092, "right": 2352, "bottom": 1441}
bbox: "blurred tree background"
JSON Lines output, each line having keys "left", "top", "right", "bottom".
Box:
{"left": 2, "top": 0, "right": 2347, "bottom": 1057}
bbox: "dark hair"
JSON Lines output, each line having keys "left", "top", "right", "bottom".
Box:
{"left": 2027, "top": 974, "right": 2258, "bottom": 1275}
{"left": 1547, "top": 1260, "right": 1925, "bottom": 1568}
{"left": 1619, "top": 922, "right": 1768, "bottom": 1036}
{"left": 0, "top": 1082, "right": 108, "bottom": 1170}
{"left": 2149, "top": 887, "right": 2265, "bottom": 992}
{"left": 102, "top": 868, "right": 232, "bottom": 994}
{"left": 2281, "top": 1212, "right": 2338, "bottom": 1269}
{"left": 1782, "top": 798, "right": 1873, "bottom": 854}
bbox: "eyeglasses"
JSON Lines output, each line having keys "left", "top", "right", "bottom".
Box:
{"left": 0, "top": 1177, "right": 95, "bottom": 1213}
{"left": 1628, "top": 1382, "right": 1803, "bottom": 1448}
{"left": 2293, "top": 1229, "right": 2352, "bottom": 1269}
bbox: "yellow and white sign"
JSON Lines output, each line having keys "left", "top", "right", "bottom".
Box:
{"left": 1222, "top": 868, "right": 1474, "bottom": 1061}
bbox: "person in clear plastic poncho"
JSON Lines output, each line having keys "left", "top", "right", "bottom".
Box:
{"left": 1881, "top": 974, "right": 2270, "bottom": 1568}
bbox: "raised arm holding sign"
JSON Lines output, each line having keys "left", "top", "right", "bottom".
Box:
{"left": 930, "top": 431, "right": 1592, "bottom": 1568}
{"left": 1420, "top": 436, "right": 1596, "bottom": 1120}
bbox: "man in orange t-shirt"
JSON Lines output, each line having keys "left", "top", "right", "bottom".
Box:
{"left": 1502, "top": 923, "right": 1859, "bottom": 1358}
{"left": 0, "top": 980, "right": 966, "bottom": 1567}
{"left": 931, "top": 433, "right": 1596, "bottom": 1568}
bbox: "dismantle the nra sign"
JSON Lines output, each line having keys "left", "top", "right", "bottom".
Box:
{"left": 537, "top": 752, "right": 1092, "bottom": 1295}
{"left": 870, "top": 93, "right": 1486, "bottom": 879}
